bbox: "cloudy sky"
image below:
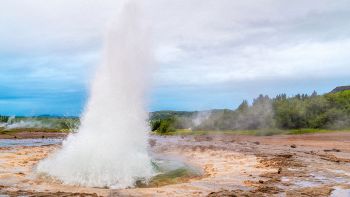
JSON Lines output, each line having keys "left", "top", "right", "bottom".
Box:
{"left": 0, "top": 0, "right": 350, "bottom": 116}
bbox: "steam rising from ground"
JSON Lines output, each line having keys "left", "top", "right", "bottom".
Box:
{"left": 37, "top": 2, "right": 154, "bottom": 188}
{"left": 192, "top": 111, "right": 211, "bottom": 127}
{"left": 174, "top": 96, "right": 275, "bottom": 132}
{"left": 0, "top": 117, "right": 56, "bottom": 129}
{"left": 5, "top": 120, "right": 49, "bottom": 129}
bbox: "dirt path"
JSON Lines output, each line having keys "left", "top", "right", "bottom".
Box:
{"left": 0, "top": 132, "right": 349, "bottom": 196}
{"left": 0, "top": 131, "right": 67, "bottom": 139}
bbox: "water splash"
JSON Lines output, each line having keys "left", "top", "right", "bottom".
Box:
{"left": 37, "top": 1, "right": 154, "bottom": 189}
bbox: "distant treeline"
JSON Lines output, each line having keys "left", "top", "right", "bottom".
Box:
{"left": 0, "top": 116, "right": 9, "bottom": 122}
{"left": 1, "top": 90, "right": 349, "bottom": 133}
{"left": 150, "top": 90, "right": 350, "bottom": 133}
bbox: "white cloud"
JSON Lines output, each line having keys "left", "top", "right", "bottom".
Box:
{"left": 0, "top": 0, "right": 350, "bottom": 90}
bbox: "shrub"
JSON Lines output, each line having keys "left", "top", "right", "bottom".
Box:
{"left": 151, "top": 118, "right": 176, "bottom": 134}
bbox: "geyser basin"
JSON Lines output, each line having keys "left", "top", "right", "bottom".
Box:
{"left": 36, "top": 152, "right": 201, "bottom": 189}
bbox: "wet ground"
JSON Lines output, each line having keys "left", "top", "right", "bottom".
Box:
{"left": 0, "top": 132, "right": 349, "bottom": 196}
{"left": 0, "top": 138, "right": 63, "bottom": 147}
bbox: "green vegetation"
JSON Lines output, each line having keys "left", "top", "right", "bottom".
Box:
{"left": 150, "top": 90, "right": 350, "bottom": 135}
{"left": 150, "top": 117, "right": 176, "bottom": 134}
{"left": 136, "top": 168, "right": 195, "bottom": 188}
{"left": 0, "top": 128, "right": 66, "bottom": 134}
{"left": 0, "top": 116, "right": 9, "bottom": 122}
{"left": 136, "top": 160, "right": 200, "bottom": 188}
{"left": 0, "top": 116, "right": 80, "bottom": 134}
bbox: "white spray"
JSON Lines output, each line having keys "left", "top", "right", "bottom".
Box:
{"left": 37, "top": 1, "right": 154, "bottom": 188}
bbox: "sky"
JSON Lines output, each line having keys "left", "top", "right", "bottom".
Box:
{"left": 0, "top": 0, "right": 350, "bottom": 116}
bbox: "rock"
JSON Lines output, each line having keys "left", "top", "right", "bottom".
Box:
{"left": 290, "top": 144, "right": 296, "bottom": 148}
{"left": 207, "top": 189, "right": 263, "bottom": 197}
{"left": 253, "top": 141, "right": 260, "bottom": 145}
{"left": 207, "top": 190, "right": 239, "bottom": 197}
{"left": 319, "top": 154, "right": 350, "bottom": 163}
{"left": 277, "top": 167, "right": 282, "bottom": 174}
{"left": 254, "top": 186, "right": 283, "bottom": 194}
{"left": 148, "top": 139, "right": 157, "bottom": 147}
{"left": 259, "top": 180, "right": 264, "bottom": 184}
{"left": 324, "top": 148, "right": 340, "bottom": 152}
{"left": 277, "top": 154, "right": 293, "bottom": 158}
{"left": 286, "top": 186, "right": 333, "bottom": 196}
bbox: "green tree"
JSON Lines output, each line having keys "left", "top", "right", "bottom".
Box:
{"left": 237, "top": 100, "right": 249, "bottom": 113}
{"left": 157, "top": 118, "right": 176, "bottom": 134}
{"left": 150, "top": 119, "right": 162, "bottom": 131}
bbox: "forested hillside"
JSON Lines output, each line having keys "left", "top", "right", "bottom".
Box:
{"left": 151, "top": 89, "right": 350, "bottom": 133}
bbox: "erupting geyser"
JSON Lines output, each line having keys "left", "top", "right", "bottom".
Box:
{"left": 37, "top": 2, "right": 154, "bottom": 188}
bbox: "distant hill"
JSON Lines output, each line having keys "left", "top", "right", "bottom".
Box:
{"left": 149, "top": 109, "right": 230, "bottom": 120}
{"left": 330, "top": 86, "right": 350, "bottom": 93}
{"left": 150, "top": 110, "right": 195, "bottom": 120}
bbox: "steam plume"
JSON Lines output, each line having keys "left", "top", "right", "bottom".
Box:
{"left": 37, "top": 1, "right": 154, "bottom": 188}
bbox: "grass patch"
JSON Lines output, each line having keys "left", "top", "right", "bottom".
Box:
{"left": 287, "top": 128, "right": 348, "bottom": 135}
{"left": 154, "top": 128, "right": 350, "bottom": 136}
{"left": 0, "top": 127, "right": 69, "bottom": 135}
{"left": 155, "top": 129, "right": 258, "bottom": 136}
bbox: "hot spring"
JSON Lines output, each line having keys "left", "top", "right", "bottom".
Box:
{"left": 37, "top": 1, "right": 156, "bottom": 189}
